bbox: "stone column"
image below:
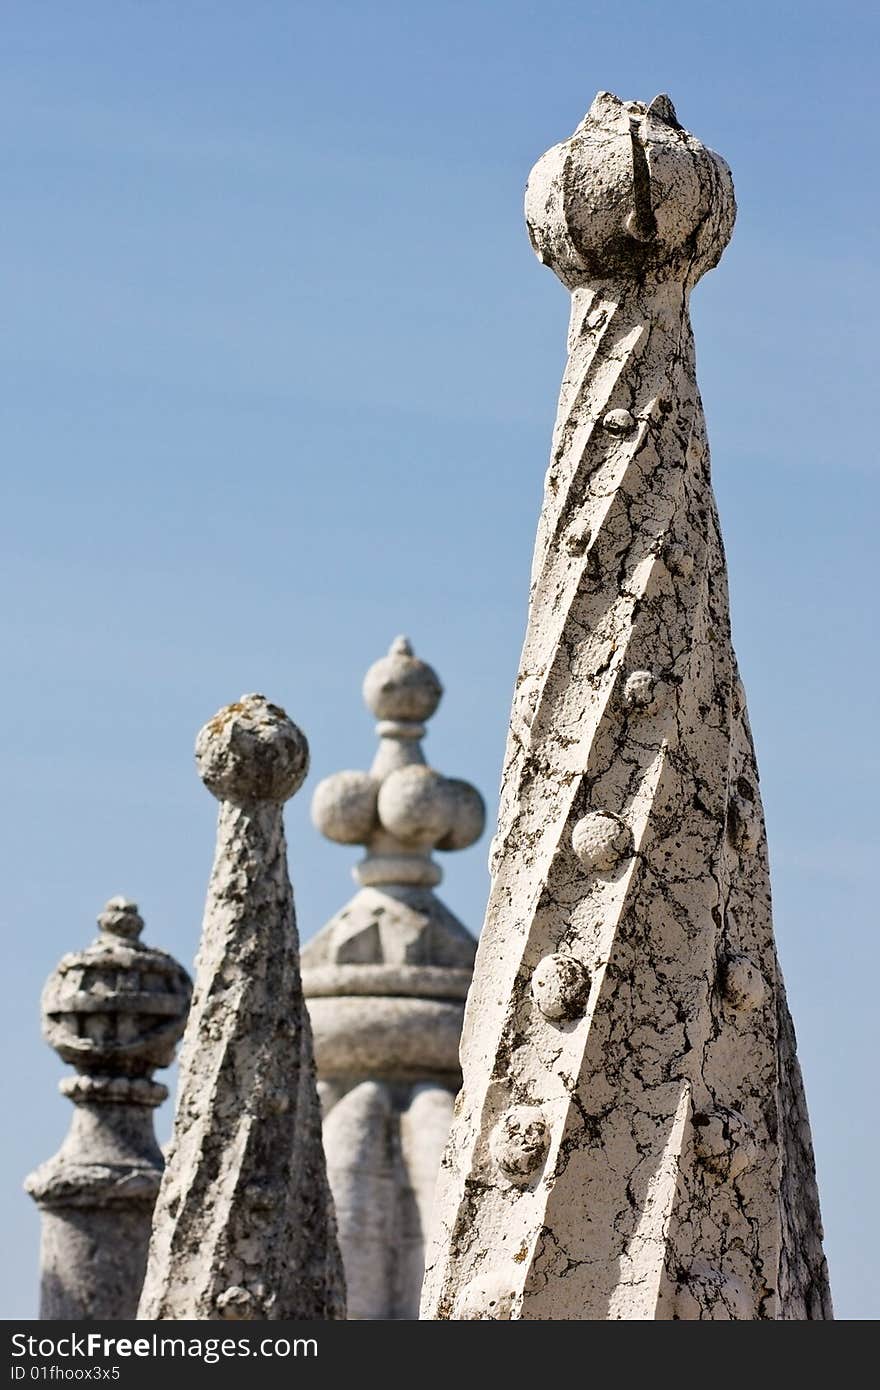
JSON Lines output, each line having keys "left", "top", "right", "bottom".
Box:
{"left": 138, "top": 694, "right": 345, "bottom": 1320}
{"left": 421, "top": 92, "right": 832, "bottom": 1321}
{"left": 25, "top": 898, "right": 191, "bottom": 1320}
{"left": 304, "top": 637, "right": 484, "bottom": 1319}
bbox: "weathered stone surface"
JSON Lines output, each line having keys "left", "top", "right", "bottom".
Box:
{"left": 138, "top": 695, "right": 345, "bottom": 1320}
{"left": 421, "top": 92, "right": 831, "bottom": 1321}
{"left": 25, "top": 898, "right": 191, "bottom": 1319}
{"left": 304, "top": 638, "right": 484, "bottom": 1319}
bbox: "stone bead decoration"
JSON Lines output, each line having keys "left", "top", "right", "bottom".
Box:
{"left": 421, "top": 92, "right": 831, "bottom": 1321}
{"left": 603, "top": 408, "right": 636, "bottom": 434}
{"left": 571, "top": 811, "right": 633, "bottom": 874}
{"left": 622, "top": 669, "right": 659, "bottom": 711}
{"left": 531, "top": 954, "right": 592, "bottom": 1022}
{"left": 490, "top": 1108, "right": 550, "bottom": 1182}
{"left": 720, "top": 953, "right": 766, "bottom": 1012}
{"left": 25, "top": 899, "right": 191, "bottom": 1320}
{"left": 692, "top": 1109, "right": 759, "bottom": 1182}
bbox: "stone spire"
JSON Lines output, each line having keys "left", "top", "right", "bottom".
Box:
{"left": 303, "top": 637, "right": 484, "bottom": 1318}
{"left": 421, "top": 93, "right": 831, "bottom": 1321}
{"left": 138, "top": 694, "right": 345, "bottom": 1320}
{"left": 25, "top": 897, "right": 191, "bottom": 1319}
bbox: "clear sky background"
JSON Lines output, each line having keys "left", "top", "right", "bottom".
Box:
{"left": 2, "top": 1, "right": 876, "bottom": 1320}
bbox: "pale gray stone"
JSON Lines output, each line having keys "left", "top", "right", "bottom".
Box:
{"left": 25, "top": 898, "right": 191, "bottom": 1319}
{"left": 305, "top": 638, "right": 484, "bottom": 1319}
{"left": 421, "top": 92, "right": 831, "bottom": 1321}
{"left": 137, "top": 695, "right": 345, "bottom": 1320}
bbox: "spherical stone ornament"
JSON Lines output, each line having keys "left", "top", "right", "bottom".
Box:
{"left": 311, "top": 770, "right": 378, "bottom": 845}
{"left": 572, "top": 811, "right": 633, "bottom": 873}
{"left": 603, "top": 408, "right": 636, "bottom": 435}
{"left": 622, "top": 669, "right": 658, "bottom": 711}
{"left": 531, "top": 954, "right": 592, "bottom": 1022}
{"left": 727, "top": 783, "right": 759, "bottom": 854}
{"left": 362, "top": 635, "right": 443, "bottom": 723}
{"left": 195, "top": 693, "right": 309, "bottom": 806}
{"left": 41, "top": 901, "right": 192, "bottom": 1076}
{"left": 435, "top": 778, "right": 486, "bottom": 851}
{"left": 720, "top": 954, "right": 766, "bottom": 1012}
{"left": 377, "top": 765, "right": 458, "bottom": 848}
{"left": 490, "top": 1107, "right": 550, "bottom": 1182}
{"left": 525, "top": 90, "right": 736, "bottom": 291}
{"left": 565, "top": 522, "right": 592, "bottom": 555}
{"left": 454, "top": 1273, "right": 517, "bottom": 1320}
{"left": 692, "top": 1108, "right": 758, "bottom": 1182}
{"left": 215, "top": 1286, "right": 260, "bottom": 1320}
{"left": 97, "top": 897, "right": 144, "bottom": 941}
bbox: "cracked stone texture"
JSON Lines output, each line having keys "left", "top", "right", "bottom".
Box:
{"left": 420, "top": 92, "right": 832, "bottom": 1322}
{"left": 25, "top": 898, "right": 191, "bottom": 1319}
{"left": 304, "top": 638, "right": 484, "bottom": 1318}
{"left": 137, "top": 695, "right": 345, "bottom": 1320}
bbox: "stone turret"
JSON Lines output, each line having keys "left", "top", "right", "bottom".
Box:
{"left": 25, "top": 897, "right": 191, "bottom": 1319}
{"left": 304, "top": 637, "right": 485, "bottom": 1319}
{"left": 138, "top": 694, "right": 345, "bottom": 1320}
{"left": 421, "top": 93, "right": 831, "bottom": 1320}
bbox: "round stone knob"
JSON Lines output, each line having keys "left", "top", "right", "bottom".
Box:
{"left": 622, "top": 669, "right": 659, "bottom": 712}
{"left": 720, "top": 954, "right": 766, "bottom": 1012}
{"left": 531, "top": 954, "right": 592, "bottom": 1022}
{"left": 692, "top": 1107, "right": 757, "bottom": 1182}
{"left": 525, "top": 90, "right": 735, "bottom": 289}
{"left": 376, "top": 765, "right": 484, "bottom": 854}
{"left": 311, "top": 770, "right": 379, "bottom": 845}
{"left": 435, "top": 778, "right": 486, "bottom": 852}
{"left": 195, "top": 694, "right": 309, "bottom": 806}
{"left": 565, "top": 521, "right": 592, "bottom": 556}
{"left": 490, "top": 1106, "right": 550, "bottom": 1182}
{"left": 572, "top": 811, "right": 633, "bottom": 873}
{"left": 362, "top": 636, "right": 443, "bottom": 723}
{"left": 727, "top": 780, "right": 759, "bottom": 854}
{"left": 97, "top": 897, "right": 144, "bottom": 941}
{"left": 603, "top": 408, "right": 636, "bottom": 435}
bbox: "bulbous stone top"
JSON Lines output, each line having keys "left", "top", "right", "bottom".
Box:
{"left": 525, "top": 90, "right": 736, "bottom": 289}
{"left": 195, "top": 693, "right": 309, "bottom": 806}
{"left": 97, "top": 896, "right": 144, "bottom": 941}
{"left": 362, "top": 635, "right": 443, "bottom": 723}
{"left": 41, "top": 900, "right": 192, "bottom": 1078}
{"left": 311, "top": 770, "right": 379, "bottom": 845}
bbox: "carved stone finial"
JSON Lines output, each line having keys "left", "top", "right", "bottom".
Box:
{"left": 313, "top": 639, "right": 483, "bottom": 890}
{"left": 96, "top": 897, "right": 144, "bottom": 940}
{"left": 195, "top": 692, "right": 309, "bottom": 805}
{"left": 421, "top": 94, "right": 831, "bottom": 1322}
{"left": 303, "top": 639, "right": 485, "bottom": 1319}
{"left": 525, "top": 88, "right": 735, "bottom": 289}
{"left": 25, "top": 900, "right": 191, "bottom": 1319}
{"left": 137, "top": 697, "right": 344, "bottom": 1321}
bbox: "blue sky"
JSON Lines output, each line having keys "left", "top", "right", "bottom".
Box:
{"left": 2, "top": 1, "right": 876, "bottom": 1320}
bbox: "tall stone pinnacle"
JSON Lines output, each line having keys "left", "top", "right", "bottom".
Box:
{"left": 138, "top": 695, "right": 345, "bottom": 1320}
{"left": 303, "top": 637, "right": 484, "bottom": 1318}
{"left": 25, "top": 897, "right": 191, "bottom": 1319}
{"left": 420, "top": 93, "right": 831, "bottom": 1321}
